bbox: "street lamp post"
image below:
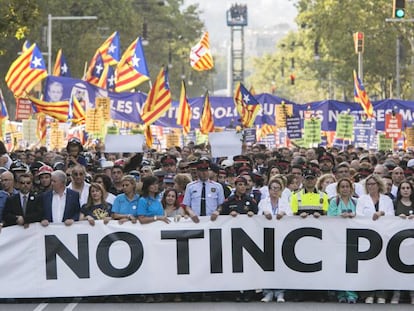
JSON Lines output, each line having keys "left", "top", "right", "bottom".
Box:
{"left": 47, "top": 14, "right": 98, "bottom": 74}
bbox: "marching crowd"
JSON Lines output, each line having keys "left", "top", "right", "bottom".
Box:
{"left": 0, "top": 138, "right": 414, "bottom": 304}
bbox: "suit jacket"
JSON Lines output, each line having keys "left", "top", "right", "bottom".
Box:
{"left": 2, "top": 192, "right": 43, "bottom": 227}
{"left": 42, "top": 188, "right": 81, "bottom": 222}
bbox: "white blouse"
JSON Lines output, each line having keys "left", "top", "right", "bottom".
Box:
{"left": 356, "top": 194, "right": 394, "bottom": 217}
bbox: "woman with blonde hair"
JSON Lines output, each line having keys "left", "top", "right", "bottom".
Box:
{"left": 316, "top": 173, "right": 336, "bottom": 193}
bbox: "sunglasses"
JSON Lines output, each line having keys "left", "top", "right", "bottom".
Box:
{"left": 72, "top": 172, "right": 84, "bottom": 177}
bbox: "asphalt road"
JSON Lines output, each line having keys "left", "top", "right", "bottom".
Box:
{"left": 1, "top": 301, "right": 414, "bottom": 311}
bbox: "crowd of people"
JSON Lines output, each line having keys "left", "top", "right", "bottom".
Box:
{"left": 0, "top": 138, "right": 413, "bottom": 304}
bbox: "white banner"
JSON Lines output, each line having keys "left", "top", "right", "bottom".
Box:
{"left": 0, "top": 216, "right": 413, "bottom": 298}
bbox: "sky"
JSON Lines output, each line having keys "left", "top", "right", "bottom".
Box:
{"left": 184, "top": 0, "right": 298, "bottom": 44}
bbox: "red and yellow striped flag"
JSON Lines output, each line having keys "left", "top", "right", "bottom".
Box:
{"left": 141, "top": 67, "right": 172, "bottom": 126}
{"left": 144, "top": 125, "right": 153, "bottom": 148}
{"left": 177, "top": 80, "right": 192, "bottom": 135}
{"left": 29, "top": 96, "right": 68, "bottom": 122}
{"left": 200, "top": 91, "right": 214, "bottom": 134}
{"left": 5, "top": 44, "right": 48, "bottom": 97}
{"left": 36, "top": 113, "right": 47, "bottom": 145}
{"left": 71, "top": 95, "right": 86, "bottom": 125}
{"left": 190, "top": 32, "right": 214, "bottom": 71}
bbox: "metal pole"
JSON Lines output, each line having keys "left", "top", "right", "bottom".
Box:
{"left": 47, "top": 14, "right": 52, "bottom": 74}
{"left": 47, "top": 15, "right": 98, "bottom": 75}
{"left": 396, "top": 36, "right": 401, "bottom": 98}
{"left": 358, "top": 52, "right": 363, "bottom": 81}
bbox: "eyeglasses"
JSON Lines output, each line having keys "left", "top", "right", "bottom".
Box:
{"left": 269, "top": 187, "right": 281, "bottom": 191}
{"left": 72, "top": 172, "right": 84, "bottom": 177}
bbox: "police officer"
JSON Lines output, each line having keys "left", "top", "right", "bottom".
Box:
{"left": 210, "top": 176, "right": 258, "bottom": 220}
{"left": 290, "top": 168, "right": 329, "bottom": 218}
{"left": 183, "top": 157, "right": 225, "bottom": 220}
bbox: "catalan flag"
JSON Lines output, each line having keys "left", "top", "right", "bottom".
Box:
{"left": 29, "top": 96, "right": 69, "bottom": 122}
{"left": 141, "top": 67, "right": 172, "bottom": 126}
{"left": 190, "top": 32, "right": 214, "bottom": 71}
{"left": 200, "top": 91, "right": 214, "bottom": 134}
{"left": 234, "top": 82, "right": 261, "bottom": 128}
{"left": 36, "top": 113, "right": 47, "bottom": 145}
{"left": 97, "top": 31, "right": 120, "bottom": 66}
{"left": 259, "top": 124, "right": 276, "bottom": 138}
{"left": 69, "top": 94, "right": 86, "bottom": 125}
{"left": 353, "top": 70, "right": 374, "bottom": 119}
{"left": 53, "top": 49, "right": 71, "bottom": 77}
{"left": 0, "top": 89, "right": 9, "bottom": 119}
{"left": 22, "top": 40, "right": 31, "bottom": 52}
{"left": 5, "top": 43, "right": 48, "bottom": 97}
{"left": 85, "top": 52, "right": 105, "bottom": 86}
{"left": 106, "top": 65, "right": 115, "bottom": 91}
{"left": 177, "top": 80, "right": 192, "bottom": 135}
{"left": 97, "top": 64, "right": 109, "bottom": 89}
{"left": 115, "top": 37, "right": 150, "bottom": 92}
{"left": 144, "top": 125, "right": 153, "bottom": 148}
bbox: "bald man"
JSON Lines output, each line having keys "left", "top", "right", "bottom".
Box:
{"left": 0, "top": 171, "right": 18, "bottom": 225}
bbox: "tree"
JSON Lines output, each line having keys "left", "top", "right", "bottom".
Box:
{"left": 249, "top": 0, "right": 410, "bottom": 102}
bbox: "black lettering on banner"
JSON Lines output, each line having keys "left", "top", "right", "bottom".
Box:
{"left": 282, "top": 228, "right": 322, "bottom": 272}
{"left": 346, "top": 229, "right": 382, "bottom": 273}
{"left": 161, "top": 230, "right": 204, "bottom": 275}
{"left": 210, "top": 229, "right": 223, "bottom": 273}
{"left": 45, "top": 234, "right": 90, "bottom": 280}
{"left": 386, "top": 229, "right": 414, "bottom": 273}
{"left": 231, "top": 228, "right": 274, "bottom": 273}
{"left": 96, "top": 232, "right": 143, "bottom": 278}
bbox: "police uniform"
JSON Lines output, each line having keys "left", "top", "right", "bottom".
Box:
{"left": 183, "top": 157, "right": 225, "bottom": 216}
{"left": 290, "top": 188, "right": 329, "bottom": 215}
{"left": 219, "top": 193, "right": 258, "bottom": 215}
{"left": 183, "top": 179, "right": 225, "bottom": 216}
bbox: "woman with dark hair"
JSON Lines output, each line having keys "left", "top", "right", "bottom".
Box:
{"left": 161, "top": 188, "right": 185, "bottom": 218}
{"left": 80, "top": 183, "right": 112, "bottom": 226}
{"left": 93, "top": 173, "right": 116, "bottom": 204}
{"left": 137, "top": 176, "right": 170, "bottom": 224}
{"left": 390, "top": 180, "right": 414, "bottom": 304}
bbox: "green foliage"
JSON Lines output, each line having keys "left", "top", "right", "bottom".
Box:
{"left": 249, "top": 0, "right": 413, "bottom": 102}
{"left": 0, "top": 0, "right": 207, "bottom": 108}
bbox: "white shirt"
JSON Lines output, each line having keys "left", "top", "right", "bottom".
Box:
{"left": 326, "top": 182, "right": 365, "bottom": 199}
{"left": 356, "top": 194, "right": 395, "bottom": 217}
{"left": 67, "top": 182, "right": 90, "bottom": 206}
{"left": 257, "top": 196, "right": 292, "bottom": 216}
{"left": 52, "top": 190, "right": 67, "bottom": 223}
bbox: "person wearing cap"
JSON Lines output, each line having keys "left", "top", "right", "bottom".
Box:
{"left": 160, "top": 155, "right": 177, "bottom": 174}
{"left": 37, "top": 165, "right": 53, "bottom": 194}
{"left": 183, "top": 157, "right": 225, "bottom": 220}
{"left": 211, "top": 176, "right": 258, "bottom": 220}
{"left": 66, "top": 137, "right": 87, "bottom": 169}
{"left": 290, "top": 168, "right": 329, "bottom": 218}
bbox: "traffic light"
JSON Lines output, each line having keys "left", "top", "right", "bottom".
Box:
{"left": 353, "top": 32, "right": 364, "bottom": 54}
{"left": 393, "top": 0, "right": 406, "bottom": 18}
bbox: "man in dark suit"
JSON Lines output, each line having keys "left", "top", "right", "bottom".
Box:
{"left": 2, "top": 173, "right": 43, "bottom": 228}
{"left": 41, "top": 170, "right": 80, "bottom": 227}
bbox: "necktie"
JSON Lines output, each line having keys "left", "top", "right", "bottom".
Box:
{"left": 200, "top": 182, "right": 206, "bottom": 216}
{"left": 22, "top": 195, "right": 28, "bottom": 215}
